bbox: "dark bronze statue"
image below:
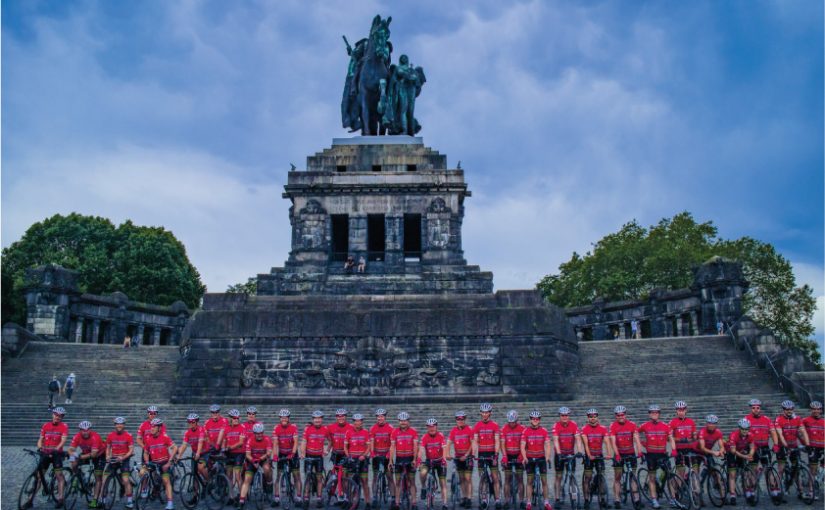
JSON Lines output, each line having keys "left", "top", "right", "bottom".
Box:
{"left": 342, "top": 15, "right": 425, "bottom": 136}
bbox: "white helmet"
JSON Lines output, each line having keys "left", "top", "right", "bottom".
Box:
{"left": 246, "top": 406, "right": 258, "bottom": 414}
{"left": 252, "top": 423, "right": 265, "bottom": 433}
{"left": 586, "top": 408, "right": 599, "bottom": 416}
{"left": 279, "top": 409, "right": 291, "bottom": 417}
{"left": 558, "top": 407, "right": 571, "bottom": 415}
{"left": 228, "top": 409, "right": 241, "bottom": 418}
{"left": 187, "top": 413, "right": 200, "bottom": 422}
{"left": 147, "top": 405, "right": 159, "bottom": 413}
{"left": 529, "top": 410, "right": 541, "bottom": 419}
{"left": 398, "top": 412, "right": 410, "bottom": 421}
{"left": 738, "top": 418, "right": 751, "bottom": 429}
{"left": 426, "top": 418, "right": 438, "bottom": 426}
{"left": 150, "top": 418, "right": 163, "bottom": 426}
{"left": 479, "top": 403, "right": 493, "bottom": 412}
{"left": 78, "top": 421, "right": 92, "bottom": 430}
{"left": 352, "top": 413, "right": 364, "bottom": 421}
{"left": 113, "top": 417, "right": 126, "bottom": 424}
{"left": 507, "top": 410, "right": 518, "bottom": 423}
{"left": 811, "top": 401, "right": 823, "bottom": 410}
{"left": 209, "top": 404, "right": 221, "bottom": 412}
{"left": 375, "top": 408, "right": 387, "bottom": 416}
{"left": 614, "top": 405, "right": 627, "bottom": 414}
{"left": 781, "top": 400, "right": 795, "bottom": 410}
{"left": 335, "top": 408, "right": 348, "bottom": 416}
{"left": 674, "top": 401, "right": 687, "bottom": 409}
{"left": 705, "top": 415, "right": 719, "bottom": 424}
{"left": 748, "top": 399, "right": 762, "bottom": 407}
{"left": 311, "top": 410, "right": 324, "bottom": 418}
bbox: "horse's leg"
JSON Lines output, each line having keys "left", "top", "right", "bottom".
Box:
{"left": 360, "top": 87, "right": 370, "bottom": 136}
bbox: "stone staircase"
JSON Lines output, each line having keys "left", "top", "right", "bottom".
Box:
{"left": 0, "top": 336, "right": 791, "bottom": 446}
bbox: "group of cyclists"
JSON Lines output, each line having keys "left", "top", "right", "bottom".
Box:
{"left": 32, "top": 399, "right": 824, "bottom": 510}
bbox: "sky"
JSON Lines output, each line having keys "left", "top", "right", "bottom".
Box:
{"left": 2, "top": 1, "right": 823, "bottom": 343}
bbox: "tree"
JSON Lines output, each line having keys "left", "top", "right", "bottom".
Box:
{"left": 226, "top": 277, "right": 257, "bottom": 294}
{"left": 538, "top": 212, "right": 819, "bottom": 362}
{"left": 1, "top": 213, "right": 206, "bottom": 325}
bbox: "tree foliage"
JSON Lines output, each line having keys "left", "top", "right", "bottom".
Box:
{"left": 226, "top": 277, "right": 258, "bottom": 295}
{"left": 2, "top": 213, "right": 206, "bottom": 325}
{"left": 538, "top": 212, "right": 819, "bottom": 361}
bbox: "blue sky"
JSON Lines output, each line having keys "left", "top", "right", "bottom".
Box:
{"left": 3, "top": 1, "right": 823, "bottom": 341}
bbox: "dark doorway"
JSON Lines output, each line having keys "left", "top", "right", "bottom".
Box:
{"left": 160, "top": 329, "right": 172, "bottom": 346}
{"left": 331, "top": 214, "right": 349, "bottom": 261}
{"left": 403, "top": 214, "right": 422, "bottom": 258}
{"left": 640, "top": 320, "right": 652, "bottom": 339}
{"left": 367, "top": 214, "right": 385, "bottom": 261}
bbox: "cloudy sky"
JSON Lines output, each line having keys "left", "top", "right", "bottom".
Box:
{"left": 3, "top": 1, "right": 823, "bottom": 340}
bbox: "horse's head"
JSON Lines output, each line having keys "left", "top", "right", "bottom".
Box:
{"left": 369, "top": 15, "right": 391, "bottom": 62}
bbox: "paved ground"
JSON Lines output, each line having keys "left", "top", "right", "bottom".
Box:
{"left": 2, "top": 447, "right": 817, "bottom": 510}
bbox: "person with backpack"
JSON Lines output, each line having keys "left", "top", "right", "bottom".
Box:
{"left": 64, "top": 373, "right": 77, "bottom": 404}
{"left": 48, "top": 375, "right": 61, "bottom": 410}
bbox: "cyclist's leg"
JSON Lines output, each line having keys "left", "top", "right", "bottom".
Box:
{"left": 292, "top": 459, "right": 302, "bottom": 501}
{"left": 612, "top": 458, "right": 623, "bottom": 501}
{"left": 582, "top": 458, "right": 593, "bottom": 503}
{"left": 239, "top": 463, "right": 255, "bottom": 504}
{"left": 160, "top": 463, "right": 174, "bottom": 504}
{"left": 360, "top": 461, "right": 371, "bottom": 504}
{"left": 538, "top": 461, "right": 549, "bottom": 503}
{"left": 524, "top": 462, "right": 534, "bottom": 505}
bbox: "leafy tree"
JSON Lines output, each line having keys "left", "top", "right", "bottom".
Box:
{"left": 538, "top": 212, "right": 819, "bottom": 362}
{"left": 1, "top": 213, "right": 206, "bottom": 325}
{"left": 226, "top": 277, "right": 258, "bottom": 294}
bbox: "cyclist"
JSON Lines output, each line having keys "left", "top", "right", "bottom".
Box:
{"left": 239, "top": 423, "right": 273, "bottom": 508}
{"left": 519, "top": 409, "right": 552, "bottom": 510}
{"left": 300, "top": 410, "right": 330, "bottom": 509}
{"left": 105, "top": 417, "right": 135, "bottom": 509}
{"left": 418, "top": 418, "right": 449, "bottom": 510}
{"left": 204, "top": 404, "right": 228, "bottom": 459}
{"left": 330, "top": 409, "right": 354, "bottom": 466}
{"left": 136, "top": 405, "right": 165, "bottom": 451}
{"left": 727, "top": 418, "right": 756, "bottom": 505}
{"left": 447, "top": 410, "right": 473, "bottom": 509}
{"left": 581, "top": 409, "right": 612, "bottom": 510}
{"left": 608, "top": 406, "right": 642, "bottom": 510}
{"left": 552, "top": 407, "right": 581, "bottom": 509}
{"left": 637, "top": 405, "right": 676, "bottom": 510}
{"left": 37, "top": 407, "right": 69, "bottom": 508}
{"left": 68, "top": 420, "right": 105, "bottom": 508}
{"left": 346, "top": 413, "right": 372, "bottom": 509}
{"left": 802, "top": 401, "right": 823, "bottom": 478}
{"left": 669, "top": 401, "right": 700, "bottom": 480}
{"left": 140, "top": 418, "right": 177, "bottom": 510}
{"left": 501, "top": 410, "right": 526, "bottom": 510}
{"left": 273, "top": 408, "right": 301, "bottom": 507}
{"left": 774, "top": 400, "right": 809, "bottom": 492}
{"left": 243, "top": 406, "right": 261, "bottom": 434}
{"left": 370, "top": 408, "right": 396, "bottom": 505}
{"left": 697, "top": 415, "right": 726, "bottom": 463}
{"left": 473, "top": 403, "right": 502, "bottom": 510}
{"left": 225, "top": 409, "right": 249, "bottom": 505}
{"left": 744, "top": 398, "right": 779, "bottom": 498}
{"left": 390, "top": 411, "right": 419, "bottom": 510}
{"left": 176, "top": 414, "right": 208, "bottom": 487}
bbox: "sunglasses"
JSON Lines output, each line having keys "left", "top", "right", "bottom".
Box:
{"left": 615, "top": 414, "right": 626, "bottom": 417}
{"left": 750, "top": 406, "right": 761, "bottom": 409}
{"left": 211, "top": 411, "right": 220, "bottom": 414}
{"left": 456, "top": 418, "right": 466, "bottom": 421}
{"left": 148, "top": 412, "right": 158, "bottom": 415}
{"left": 530, "top": 417, "right": 541, "bottom": 421}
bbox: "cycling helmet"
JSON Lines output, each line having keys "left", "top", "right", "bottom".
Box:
{"left": 586, "top": 408, "right": 599, "bottom": 416}
{"left": 187, "top": 413, "right": 199, "bottom": 422}
{"left": 150, "top": 418, "right": 163, "bottom": 426}
{"left": 147, "top": 405, "right": 159, "bottom": 413}
{"left": 398, "top": 411, "right": 410, "bottom": 421}
{"left": 246, "top": 406, "right": 258, "bottom": 414}
{"left": 352, "top": 413, "right": 364, "bottom": 421}
{"left": 209, "top": 404, "right": 221, "bottom": 412}
{"left": 648, "top": 404, "right": 661, "bottom": 412}
{"left": 558, "top": 407, "right": 571, "bottom": 415}
{"left": 279, "top": 409, "right": 291, "bottom": 417}
{"left": 529, "top": 410, "right": 542, "bottom": 419}
{"left": 507, "top": 410, "right": 518, "bottom": 423}
{"left": 335, "top": 408, "right": 348, "bottom": 416}
{"left": 113, "top": 417, "right": 126, "bottom": 424}
{"left": 748, "top": 398, "right": 762, "bottom": 407}
{"left": 426, "top": 418, "right": 438, "bottom": 426}
{"left": 228, "top": 409, "right": 241, "bottom": 418}
{"left": 78, "top": 421, "right": 92, "bottom": 430}
{"left": 738, "top": 418, "right": 751, "bottom": 429}
{"left": 614, "top": 405, "right": 627, "bottom": 414}
{"left": 52, "top": 407, "right": 66, "bottom": 416}
{"left": 455, "top": 410, "right": 467, "bottom": 418}
{"left": 252, "top": 423, "right": 265, "bottom": 434}
{"left": 375, "top": 408, "right": 387, "bottom": 416}
{"left": 480, "top": 403, "right": 493, "bottom": 412}
{"left": 311, "top": 410, "right": 324, "bottom": 418}
{"left": 781, "top": 400, "right": 795, "bottom": 410}
{"left": 810, "top": 401, "right": 823, "bottom": 410}
{"left": 674, "top": 401, "right": 687, "bottom": 409}
{"left": 705, "top": 415, "right": 719, "bottom": 424}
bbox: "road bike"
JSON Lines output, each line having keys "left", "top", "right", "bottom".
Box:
{"left": 476, "top": 456, "right": 498, "bottom": 510}
{"left": 134, "top": 462, "right": 169, "bottom": 510}
{"left": 698, "top": 456, "right": 727, "bottom": 508}
{"left": 18, "top": 449, "right": 61, "bottom": 510}
{"left": 372, "top": 457, "right": 392, "bottom": 510}
{"left": 248, "top": 461, "right": 274, "bottom": 510}
{"left": 556, "top": 455, "right": 581, "bottom": 510}
{"left": 276, "top": 456, "right": 299, "bottom": 510}
{"left": 301, "top": 458, "right": 326, "bottom": 510}
{"left": 422, "top": 460, "right": 445, "bottom": 510}
{"left": 395, "top": 461, "right": 416, "bottom": 510}
{"left": 583, "top": 458, "right": 608, "bottom": 510}
{"left": 637, "top": 456, "right": 690, "bottom": 510}
{"left": 502, "top": 458, "right": 523, "bottom": 510}
{"left": 178, "top": 453, "right": 232, "bottom": 510}
{"left": 615, "top": 456, "right": 642, "bottom": 510}
{"left": 65, "top": 459, "right": 100, "bottom": 509}
{"left": 775, "top": 447, "right": 814, "bottom": 505}
{"left": 323, "top": 457, "right": 360, "bottom": 510}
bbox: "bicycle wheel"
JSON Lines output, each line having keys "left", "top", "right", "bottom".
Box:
{"left": 100, "top": 475, "right": 120, "bottom": 510}
{"left": 84, "top": 469, "right": 97, "bottom": 504}
{"left": 705, "top": 468, "right": 726, "bottom": 508}
{"left": 64, "top": 472, "right": 82, "bottom": 510}
{"left": 593, "top": 475, "right": 608, "bottom": 510}
{"left": 636, "top": 468, "right": 653, "bottom": 504}
{"left": 302, "top": 473, "right": 316, "bottom": 510}
{"left": 478, "top": 472, "right": 490, "bottom": 509}
{"left": 178, "top": 472, "right": 199, "bottom": 510}
{"left": 134, "top": 473, "right": 152, "bottom": 510}
{"left": 172, "top": 462, "right": 187, "bottom": 494}
{"left": 664, "top": 474, "right": 690, "bottom": 510}
{"left": 687, "top": 470, "right": 702, "bottom": 509}
{"left": 450, "top": 473, "right": 461, "bottom": 510}
{"left": 764, "top": 466, "right": 782, "bottom": 505}
{"left": 322, "top": 475, "right": 340, "bottom": 510}
{"left": 509, "top": 470, "right": 519, "bottom": 510}
{"left": 531, "top": 474, "right": 541, "bottom": 507}
{"left": 280, "top": 472, "right": 295, "bottom": 510}
{"left": 426, "top": 474, "right": 438, "bottom": 510}
{"left": 568, "top": 475, "right": 581, "bottom": 510}
{"left": 626, "top": 471, "right": 642, "bottom": 510}
{"left": 250, "top": 471, "right": 266, "bottom": 510}
{"left": 375, "top": 472, "right": 389, "bottom": 510}
{"left": 400, "top": 475, "right": 412, "bottom": 510}
{"left": 18, "top": 473, "right": 40, "bottom": 510}
{"left": 206, "top": 472, "right": 231, "bottom": 510}
{"left": 796, "top": 464, "right": 815, "bottom": 505}
{"left": 343, "top": 477, "right": 362, "bottom": 510}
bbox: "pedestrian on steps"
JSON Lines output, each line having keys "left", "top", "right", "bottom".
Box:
{"left": 64, "top": 372, "right": 77, "bottom": 404}
{"left": 48, "top": 375, "right": 61, "bottom": 410}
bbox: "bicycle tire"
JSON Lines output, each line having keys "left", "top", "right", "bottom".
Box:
{"left": 345, "top": 477, "right": 363, "bottom": 510}
{"left": 172, "top": 462, "right": 187, "bottom": 494}
{"left": 705, "top": 467, "right": 726, "bottom": 508}
{"left": 568, "top": 472, "right": 581, "bottom": 510}
{"left": 64, "top": 472, "right": 83, "bottom": 510}
{"left": 100, "top": 474, "right": 120, "bottom": 510}
{"left": 251, "top": 470, "right": 267, "bottom": 510}
{"left": 279, "top": 471, "right": 295, "bottom": 510}
{"left": 478, "top": 471, "right": 490, "bottom": 509}
{"left": 450, "top": 473, "right": 461, "bottom": 510}
{"left": 178, "top": 472, "right": 199, "bottom": 510}
{"left": 636, "top": 467, "right": 654, "bottom": 504}
{"left": 206, "top": 472, "right": 231, "bottom": 510}
{"left": 134, "top": 472, "right": 153, "bottom": 510}
{"left": 593, "top": 474, "right": 608, "bottom": 510}
{"left": 795, "top": 464, "right": 815, "bottom": 505}
{"left": 531, "top": 472, "right": 541, "bottom": 507}
{"left": 302, "top": 471, "right": 317, "bottom": 510}
{"left": 375, "top": 471, "right": 389, "bottom": 510}
{"left": 426, "top": 473, "right": 438, "bottom": 510}
{"left": 664, "top": 474, "right": 690, "bottom": 510}
{"left": 400, "top": 474, "right": 412, "bottom": 510}
{"left": 509, "top": 469, "right": 519, "bottom": 510}
{"left": 626, "top": 470, "right": 642, "bottom": 510}
{"left": 18, "top": 472, "right": 40, "bottom": 510}
{"left": 322, "top": 475, "right": 340, "bottom": 510}
{"left": 687, "top": 470, "right": 702, "bottom": 509}
{"left": 84, "top": 468, "right": 97, "bottom": 504}
{"left": 764, "top": 466, "right": 782, "bottom": 505}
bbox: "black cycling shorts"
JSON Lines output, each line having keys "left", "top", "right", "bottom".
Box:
{"left": 583, "top": 457, "right": 605, "bottom": 473}
{"left": 808, "top": 447, "right": 824, "bottom": 465}
{"left": 330, "top": 452, "right": 347, "bottom": 466}
{"left": 304, "top": 456, "right": 324, "bottom": 474}
{"left": 394, "top": 456, "right": 414, "bottom": 474}
{"left": 76, "top": 455, "right": 105, "bottom": 471}
{"left": 227, "top": 452, "right": 246, "bottom": 467}
{"left": 751, "top": 446, "right": 772, "bottom": 466}
{"left": 525, "top": 458, "right": 547, "bottom": 475}
{"left": 645, "top": 453, "right": 668, "bottom": 472}
{"left": 675, "top": 449, "right": 703, "bottom": 467}
{"left": 725, "top": 453, "right": 747, "bottom": 470}
{"left": 349, "top": 458, "right": 369, "bottom": 475}
{"left": 612, "top": 454, "right": 637, "bottom": 470}
{"left": 453, "top": 457, "right": 473, "bottom": 473}
{"left": 372, "top": 456, "right": 390, "bottom": 471}
{"left": 39, "top": 451, "right": 65, "bottom": 471}
{"left": 421, "top": 461, "right": 446, "bottom": 478}
{"left": 554, "top": 455, "right": 576, "bottom": 473}
{"left": 277, "top": 455, "right": 299, "bottom": 471}
{"left": 477, "top": 452, "right": 498, "bottom": 468}
{"left": 504, "top": 455, "right": 524, "bottom": 471}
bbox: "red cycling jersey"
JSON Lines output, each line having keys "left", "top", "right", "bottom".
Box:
{"left": 137, "top": 420, "right": 166, "bottom": 444}
{"left": 143, "top": 433, "right": 174, "bottom": 463}
{"left": 638, "top": 421, "right": 670, "bottom": 454}
{"left": 609, "top": 420, "right": 638, "bottom": 456}
{"left": 106, "top": 430, "right": 134, "bottom": 457}
{"left": 242, "top": 420, "right": 261, "bottom": 435}
{"left": 70, "top": 431, "right": 103, "bottom": 455}
{"left": 802, "top": 416, "right": 824, "bottom": 448}
{"left": 40, "top": 422, "right": 69, "bottom": 452}
{"left": 303, "top": 425, "right": 329, "bottom": 457}
{"left": 182, "top": 426, "right": 205, "bottom": 452}
{"left": 502, "top": 423, "right": 525, "bottom": 460}
{"left": 246, "top": 435, "right": 272, "bottom": 462}
{"left": 775, "top": 415, "right": 803, "bottom": 447}
{"left": 473, "top": 420, "right": 500, "bottom": 453}
{"left": 552, "top": 421, "right": 580, "bottom": 455}
{"left": 224, "top": 424, "right": 248, "bottom": 454}
{"left": 728, "top": 431, "right": 754, "bottom": 453}
{"left": 581, "top": 424, "right": 609, "bottom": 457}
{"left": 370, "top": 423, "right": 394, "bottom": 456}
{"left": 745, "top": 414, "right": 774, "bottom": 447}
{"left": 329, "top": 423, "right": 353, "bottom": 454}
{"left": 698, "top": 427, "right": 725, "bottom": 451}
{"left": 391, "top": 427, "right": 418, "bottom": 458}
{"left": 273, "top": 423, "right": 298, "bottom": 455}
{"left": 521, "top": 426, "right": 549, "bottom": 459}
{"left": 346, "top": 428, "right": 370, "bottom": 457}
{"left": 669, "top": 417, "right": 697, "bottom": 451}
{"left": 204, "top": 417, "right": 228, "bottom": 449}
{"left": 421, "top": 432, "right": 447, "bottom": 461}
{"left": 449, "top": 426, "right": 473, "bottom": 457}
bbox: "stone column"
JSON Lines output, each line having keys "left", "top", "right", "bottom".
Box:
{"left": 618, "top": 323, "right": 627, "bottom": 340}
{"left": 136, "top": 324, "right": 145, "bottom": 347}
{"left": 152, "top": 328, "right": 161, "bottom": 346}
{"left": 75, "top": 318, "right": 84, "bottom": 343}
{"left": 90, "top": 320, "right": 100, "bottom": 344}
{"left": 676, "top": 316, "right": 684, "bottom": 337}
{"left": 690, "top": 311, "right": 699, "bottom": 336}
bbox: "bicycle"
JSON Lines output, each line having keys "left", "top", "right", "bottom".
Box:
{"left": 99, "top": 458, "right": 133, "bottom": 510}
{"left": 276, "top": 456, "right": 298, "bottom": 510}
{"left": 65, "top": 460, "right": 100, "bottom": 510}
{"left": 751, "top": 448, "right": 781, "bottom": 505}
{"left": 178, "top": 453, "right": 233, "bottom": 510}
{"left": 248, "top": 461, "right": 274, "bottom": 510}
{"left": 502, "top": 459, "right": 523, "bottom": 510}
{"left": 422, "top": 460, "right": 445, "bottom": 510}
{"left": 476, "top": 456, "right": 498, "bottom": 510}
{"left": 615, "top": 456, "right": 642, "bottom": 510}
{"left": 678, "top": 452, "right": 705, "bottom": 509}
{"left": 396, "top": 461, "right": 416, "bottom": 510}
{"left": 637, "top": 456, "right": 691, "bottom": 510}
{"left": 776, "top": 447, "right": 814, "bottom": 505}
{"left": 134, "top": 462, "right": 168, "bottom": 510}
{"left": 698, "top": 456, "right": 727, "bottom": 508}
{"left": 373, "top": 457, "right": 392, "bottom": 510}
{"left": 556, "top": 455, "right": 581, "bottom": 510}
{"left": 449, "top": 460, "right": 465, "bottom": 510}
{"left": 18, "top": 449, "right": 60, "bottom": 510}
{"left": 583, "top": 458, "right": 608, "bottom": 510}
{"left": 301, "top": 457, "right": 326, "bottom": 510}
{"left": 323, "top": 457, "right": 360, "bottom": 510}
{"left": 525, "top": 460, "right": 542, "bottom": 510}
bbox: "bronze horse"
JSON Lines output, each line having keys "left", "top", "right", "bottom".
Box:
{"left": 357, "top": 15, "right": 392, "bottom": 136}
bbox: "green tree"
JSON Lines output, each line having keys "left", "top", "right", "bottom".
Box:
{"left": 538, "top": 212, "right": 819, "bottom": 361}
{"left": 1, "top": 213, "right": 206, "bottom": 325}
{"left": 226, "top": 277, "right": 258, "bottom": 294}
